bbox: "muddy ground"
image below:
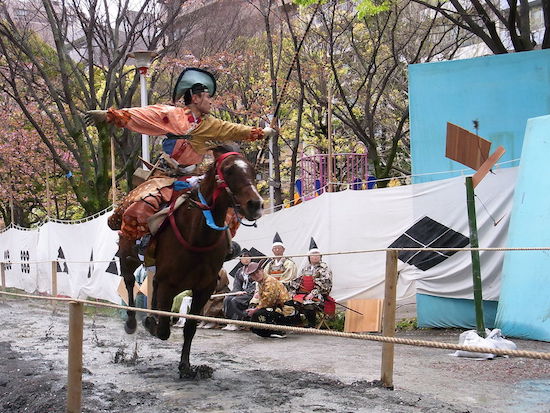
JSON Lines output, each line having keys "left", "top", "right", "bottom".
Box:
{"left": 0, "top": 297, "right": 549, "bottom": 413}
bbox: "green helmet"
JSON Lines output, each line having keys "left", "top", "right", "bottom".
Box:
{"left": 172, "top": 67, "right": 217, "bottom": 103}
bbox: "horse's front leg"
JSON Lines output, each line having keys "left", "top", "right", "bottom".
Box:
{"left": 179, "top": 289, "right": 213, "bottom": 379}
{"left": 149, "top": 280, "right": 177, "bottom": 341}
{"left": 119, "top": 237, "right": 141, "bottom": 334}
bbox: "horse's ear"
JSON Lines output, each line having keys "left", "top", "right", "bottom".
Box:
{"left": 211, "top": 143, "right": 240, "bottom": 159}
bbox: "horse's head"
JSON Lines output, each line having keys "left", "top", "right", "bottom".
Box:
{"left": 212, "top": 146, "right": 263, "bottom": 221}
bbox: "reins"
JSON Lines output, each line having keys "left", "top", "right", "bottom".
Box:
{"left": 168, "top": 151, "right": 241, "bottom": 252}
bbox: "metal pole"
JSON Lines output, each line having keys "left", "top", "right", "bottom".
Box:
{"left": 465, "top": 176, "right": 485, "bottom": 336}
{"left": 67, "top": 301, "right": 84, "bottom": 413}
{"left": 381, "top": 249, "right": 398, "bottom": 389}
{"left": 139, "top": 68, "right": 150, "bottom": 167}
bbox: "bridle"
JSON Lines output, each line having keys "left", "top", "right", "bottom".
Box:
{"left": 168, "top": 151, "right": 257, "bottom": 252}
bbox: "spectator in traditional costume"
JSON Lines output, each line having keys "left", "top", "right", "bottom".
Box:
{"left": 244, "top": 262, "right": 298, "bottom": 338}
{"left": 84, "top": 67, "right": 275, "bottom": 246}
{"left": 222, "top": 250, "right": 257, "bottom": 331}
{"left": 288, "top": 237, "right": 333, "bottom": 328}
{"left": 263, "top": 232, "right": 297, "bottom": 286}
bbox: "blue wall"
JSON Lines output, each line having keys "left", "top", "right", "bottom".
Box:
{"left": 495, "top": 115, "right": 550, "bottom": 341}
{"left": 409, "top": 50, "right": 550, "bottom": 183}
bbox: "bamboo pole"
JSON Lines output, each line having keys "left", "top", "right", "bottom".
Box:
{"left": 111, "top": 137, "right": 116, "bottom": 206}
{"left": 381, "top": 249, "right": 398, "bottom": 388}
{"left": 465, "top": 176, "right": 485, "bottom": 336}
{"left": 67, "top": 301, "right": 84, "bottom": 413}
{"left": 327, "top": 82, "right": 333, "bottom": 193}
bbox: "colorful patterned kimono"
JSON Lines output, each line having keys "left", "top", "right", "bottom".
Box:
{"left": 289, "top": 262, "right": 333, "bottom": 305}
{"left": 256, "top": 275, "right": 293, "bottom": 316}
{"left": 263, "top": 257, "right": 297, "bottom": 285}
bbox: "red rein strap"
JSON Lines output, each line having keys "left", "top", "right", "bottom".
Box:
{"left": 168, "top": 151, "right": 240, "bottom": 252}
{"left": 211, "top": 151, "right": 240, "bottom": 207}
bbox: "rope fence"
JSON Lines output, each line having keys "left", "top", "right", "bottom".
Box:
{"left": 1, "top": 290, "right": 548, "bottom": 360}
{"left": 1, "top": 246, "right": 549, "bottom": 412}
{"left": 1, "top": 245, "right": 550, "bottom": 266}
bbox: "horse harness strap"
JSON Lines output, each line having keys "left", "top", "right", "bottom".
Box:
{"left": 166, "top": 152, "right": 239, "bottom": 252}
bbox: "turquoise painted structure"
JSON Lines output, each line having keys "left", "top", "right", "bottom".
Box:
{"left": 416, "top": 294, "right": 498, "bottom": 329}
{"left": 409, "top": 49, "right": 550, "bottom": 183}
{"left": 495, "top": 115, "right": 550, "bottom": 341}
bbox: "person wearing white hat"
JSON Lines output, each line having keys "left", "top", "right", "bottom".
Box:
{"left": 263, "top": 232, "right": 297, "bottom": 287}
{"left": 288, "top": 237, "right": 333, "bottom": 328}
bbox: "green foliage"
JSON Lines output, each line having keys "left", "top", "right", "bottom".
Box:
{"left": 395, "top": 318, "right": 418, "bottom": 331}
{"left": 321, "top": 311, "right": 346, "bottom": 331}
{"left": 357, "top": 0, "right": 392, "bottom": 18}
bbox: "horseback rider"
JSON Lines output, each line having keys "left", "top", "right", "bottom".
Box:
{"left": 84, "top": 67, "right": 275, "bottom": 245}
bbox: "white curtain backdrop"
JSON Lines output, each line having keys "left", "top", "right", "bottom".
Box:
{"left": 0, "top": 167, "right": 516, "bottom": 304}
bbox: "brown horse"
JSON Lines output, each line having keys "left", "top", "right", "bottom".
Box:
{"left": 117, "top": 146, "right": 263, "bottom": 378}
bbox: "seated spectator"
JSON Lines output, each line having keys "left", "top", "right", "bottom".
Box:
{"left": 245, "top": 262, "right": 298, "bottom": 338}
{"left": 264, "top": 232, "right": 297, "bottom": 285}
{"left": 222, "top": 250, "right": 256, "bottom": 331}
{"left": 199, "top": 268, "right": 230, "bottom": 329}
{"left": 288, "top": 237, "right": 333, "bottom": 328}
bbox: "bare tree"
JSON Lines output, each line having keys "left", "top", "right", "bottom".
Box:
{"left": 302, "top": 0, "right": 469, "bottom": 186}
{"left": 0, "top": 0, "right": 190, "bottom": 216}
{"left": 412, "top": 0, "right": 549, "bottom": 53}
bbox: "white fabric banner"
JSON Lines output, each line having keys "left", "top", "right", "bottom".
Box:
{"left": 229, "top": 167, "right": 517, "bottom": 302}
{"left": 0, "top": 167, "right": 516, "bottom": 304}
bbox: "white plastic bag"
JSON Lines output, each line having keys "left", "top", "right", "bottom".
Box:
{"left": 486, "top": 328, "right": 517, "bottom": 351}
{"left": 452, "top": 330, "right": 497, "bottom": 359}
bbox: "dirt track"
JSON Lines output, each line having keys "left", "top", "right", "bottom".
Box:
{"left": 0, "top": 297, "right": 549, "bottom": 413}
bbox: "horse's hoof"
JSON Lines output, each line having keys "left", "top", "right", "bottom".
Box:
{"left": 179, "top": 364, "right": 213, "bottom": 380}
{"left": 143, "top": 316, "right": 157, "bottom": 336}
{"left": 157, "top": 327, "right": 171, "bottom": 341}
{"left": 124, "top": 318, "right": 137, "bottom": 334}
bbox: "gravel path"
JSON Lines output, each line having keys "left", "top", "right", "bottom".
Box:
{"left": 0, "top": 298, "right": 549, "bottom": 413}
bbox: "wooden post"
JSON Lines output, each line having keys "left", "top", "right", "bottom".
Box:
{"left": 51, "top": 261, "right": 58, "bottom": 297}
{"left": 381, "top": 249, "right": 398, "bottom": 389}
{"left": 1, "top": 263, "right": 5, "bottom": 303}
{"left": 465, "top": 176, "right": 485, "bottom": 337}
{"left": 67, "top": 301, "right": 84, "bottom": 413}
{"left": 51, "top": 261, "right": 58, "bottom": 313}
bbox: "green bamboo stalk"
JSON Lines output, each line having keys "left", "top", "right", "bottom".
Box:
{"left": 465, "top": 176, "right": 485, "bottom": 337}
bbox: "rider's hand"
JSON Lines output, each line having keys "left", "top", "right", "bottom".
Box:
{"left": 262, "top": 126, "right": 278, "bottom": 138}
{"left": 84, "top": 110, "right": 108, "bottom": 126}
